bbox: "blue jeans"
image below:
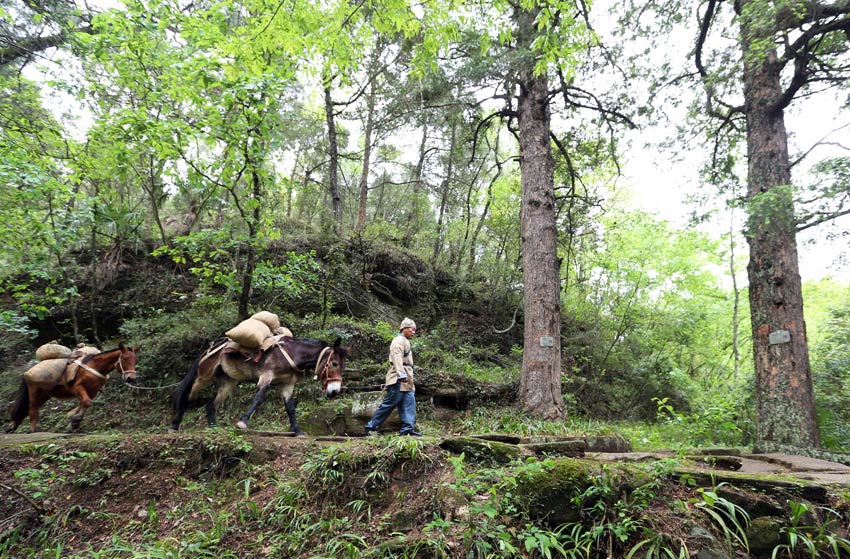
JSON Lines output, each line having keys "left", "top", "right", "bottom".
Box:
{"left": 365, "top": 381, "right": 416, "bottom": 434}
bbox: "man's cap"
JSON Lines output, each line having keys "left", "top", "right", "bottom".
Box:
{"left": 400, "top": 317, "right": 417, "bottom": 330}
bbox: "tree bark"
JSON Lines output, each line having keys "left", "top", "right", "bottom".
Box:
{"left": 356, "top": 76, "right": 377, "bottom": 232}
{"left": 515, "top": 7, "right": 564, "bottom": 420}
{"left": 740, "top": 3, "right": 820, "bottom": 450}
{"left": 238, "top": 134, "right": 262, "bottom": 320}
{"left": 324, "top": 83, "right": 342, "bottom": 230}
{"left": 403, "top": 122, "right": 429, "bottom": 247}
{"left": 432, "top": 121, "right": 456, "bottom": 267}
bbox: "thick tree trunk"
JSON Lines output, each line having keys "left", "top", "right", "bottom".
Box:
{"left": 515, "top": 8, "right": 564, "bottom": 420}
{"left": 740, "top": 9, "right": 820, "bottom": 450}
{"left": 324, "top": 84, "right": 342, "bottom": 229}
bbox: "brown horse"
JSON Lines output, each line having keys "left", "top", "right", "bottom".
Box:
{"left": 170, "top": 336, "right": 348, "bottom": 435}
{"left": 6, "top": 344, "right": 140, "bottom": 433}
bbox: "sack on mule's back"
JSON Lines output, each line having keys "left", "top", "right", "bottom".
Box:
{"left": 70, "top": 345, "right": 101, "bottom": 359}
{"left": 35, "top": 341, "right": 72, "bottom": 361}
{"left": 250, "top": 311, "right": 281, "bottom": 331}
{"left": 272, "top": 326, "right": 293, "bottom": 338}
{"left": 23, "top": 358, "right": 69, "bottom": 387}
{"left": 225, "top": 318, "right": 272, "bottom": 348}
{"left": 66, "top": 345, "right": 101, "bottom": 383}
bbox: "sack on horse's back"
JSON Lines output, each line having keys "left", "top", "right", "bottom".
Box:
{"left": 35, "top": 342, "right": 72, "bottom": 361}
{"left": 272, "top": 326, "right": 293, "bottom": 338}
{"left": 67, "top": 345, "right": 101, "bottom": 383}
{"left": 250, "top": 311, "right": 281, "bottom": 331}
{"left": 226, "top": 318, "right": 271, "bottom": 348}
{"left": 23, "top": 358, "right": 69, "bottom": 388}
{"left": 70, "top": 345, "right": 101, "bottom": 359}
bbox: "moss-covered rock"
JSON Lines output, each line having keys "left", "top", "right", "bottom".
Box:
{"left": 511, "top": 458, "right": 597, "bottom": 526}
{"left": 300, "top": 399, "right": 364, "bottom": 435}
{"left": 439, "top": 436, "right": 521, "bottom": 464}
{"left": 520, "top": 440, "right": 586, "bottom": 457}
{"left": 746, "top": 516, "right": 785, "bottom": 553}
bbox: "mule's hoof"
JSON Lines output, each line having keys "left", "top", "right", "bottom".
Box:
{"left": 295, "top": 431, "right": 307, "bottom": 438}
{"left": 236, "top": 421, "right": 248, "bottom": 430}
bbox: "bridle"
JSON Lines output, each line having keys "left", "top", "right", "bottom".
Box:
{"left": 116, "top": 352, "right": 138, "bottom": 382}
{"left": 70, "top": 349, "right": 137, "bottom": 383}
{"left": 315, "top": 346, "right": 343, "bottom": 391}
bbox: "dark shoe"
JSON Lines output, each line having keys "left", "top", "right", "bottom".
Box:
{"left": 364, "top": 428, "right": 378, "bottom": 437}
{"left": 401, "top": 430, "right": 422, "bottom": 437}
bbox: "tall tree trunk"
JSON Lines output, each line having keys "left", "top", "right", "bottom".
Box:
{"left": 432, "top": 121, "right": 456, "bottom": 267}
{"left": 515, "top": 7, "right": 563, "bottom": 420}
{"left": 238, "top": 132, "right": 262, "bottom": 320}
{"left": 356, "top": 76, "right": 377, "bottom": 232}
{"left": 403, "top": 122, "right": 429, "bottom": 247}
{"left": 740, "top": 6, "right": 820, "bottom": 450}
{"left": 324, "top": 83, "right": 342, "bottom": 230}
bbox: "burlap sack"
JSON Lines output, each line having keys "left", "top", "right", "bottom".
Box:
{"left": 272, "top": 326, "right": 293, "bottom": 338}
{"left": 225, "top": 318, "right": 271, "bottom": 348}
{"left": 35, "top": 342, "right": 72, "bottom": 361}
{"left": 70, "top": 345, "right": 101, "bottom": 359}
{"left": 250, "top": 311, "right": 281, "bottom": 331}
{"left": 22, "top": 358, "right": 68, "bottom": 388}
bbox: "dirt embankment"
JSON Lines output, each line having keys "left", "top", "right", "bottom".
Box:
{"left": 3, "top": 431, "right": 850, "bottom": 558}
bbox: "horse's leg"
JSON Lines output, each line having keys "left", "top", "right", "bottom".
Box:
{"left": 67, "top": 385, "right": 94, "bottom": 432}
{"left": 6, "top": 379, "right": 31, "bottom": 433}
{"left": 27, "top": 387, "right": 51, "bottom": 433}
{"left": 279, "top": 383, "right": 305, "bottom": 437}
{"left": 236, "top": 372, "right": 274, "bottom": 430}
{"left": 205, "top": 377, "right": 238, "bottom": 427}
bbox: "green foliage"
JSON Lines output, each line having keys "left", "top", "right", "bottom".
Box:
{"left": 651, "top": 397, "right": 745, "bottom": 448}
{"left": 804, "top": 282, "right": 850, "bottom": 451}
{"left": 771, "top": 500, "right": 850, "bottom": 559}
{"left": 692, "top": 484, "right": 751, "bottom": 554}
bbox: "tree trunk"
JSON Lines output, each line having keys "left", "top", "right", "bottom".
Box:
{"left": 356, "top": 76, "right": 377, "bottom": 232}
{"left": 324, "top": 83, "right": 342, "bottom": 230}
{"left": 403, "top": 122, "right": 429, "bottom": 247}
{"left": 238, "top": 132, "right": 262, "bottom": 320}
{"left": 515, "top": 7, "right": 564, "bottom": 420}
{"left": 432, "top": 121, "right": 456, "bottom": 267}
{"left": 740, "top": 6, "right": 820, "bottom": 450}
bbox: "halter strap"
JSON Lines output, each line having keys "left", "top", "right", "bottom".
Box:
{"left": 117, "top": 357, "right": 136, "bottom": 376}
{"left": 71, "top": 359, "right": 108, "bottom": 380}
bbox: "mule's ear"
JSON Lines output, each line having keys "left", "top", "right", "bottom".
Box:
{"left": 133, "top": 345, "right": 141, "bottom": 354}
{"left": 333, "top": 337, "right": 342, "bottom": 348}
{"left": 118, "top": 342, "right": 127, "bottom": 350}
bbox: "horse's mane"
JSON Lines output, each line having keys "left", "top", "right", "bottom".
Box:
{"left": 290, "top": 338, "right": 327, "bottom": 348}
{"left": 81, "top": 347, "right": 121, "bottom": 363}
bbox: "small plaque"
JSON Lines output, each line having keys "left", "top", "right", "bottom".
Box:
{"left": 768, "top": 330, "right": 791, "bottom": 345}
{"left": 539, "top": 336, "right": 554, "bottom": 348}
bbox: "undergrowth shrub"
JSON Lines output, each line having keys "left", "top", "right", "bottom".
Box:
{"left": 119, "top": 305, "right": 237, "bottom": 385}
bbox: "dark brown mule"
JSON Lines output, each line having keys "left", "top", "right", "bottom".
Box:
{"left": 6, "top": 344, "right": 140, "bottom": 433}
{"left": 170, "top": 337, "right": 348, "bottom": 435}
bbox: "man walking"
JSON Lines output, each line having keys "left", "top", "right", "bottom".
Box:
{"left": 364, "top": 317, "right": 421, "bottom": 436}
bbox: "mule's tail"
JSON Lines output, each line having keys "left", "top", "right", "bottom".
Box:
{"left": 7, "top": 379, "right": 30, "bottom": 432}
{"left": 172, "top": 358, "right": 200, "bottom": 414}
